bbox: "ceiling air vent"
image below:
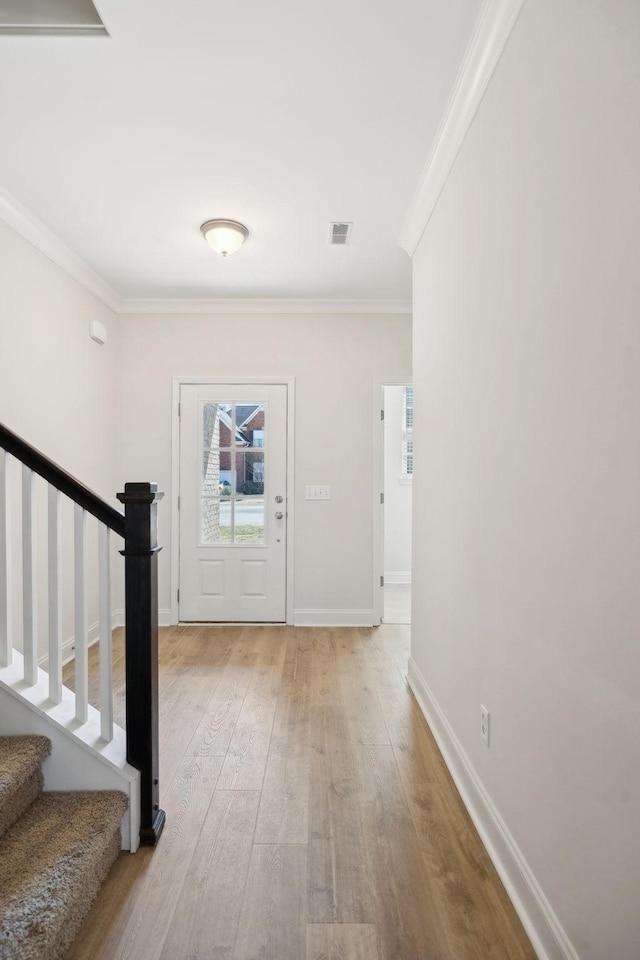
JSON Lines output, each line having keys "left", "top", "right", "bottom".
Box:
{"left": 0, "top": 0, "right": 108, "bottom": 35}
{"left": 329, "top": 222, "right": 353, "bottom": 246}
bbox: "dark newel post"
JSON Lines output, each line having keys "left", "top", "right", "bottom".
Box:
{"left": 117, "top": 482, "right": 166, "bottom": 846}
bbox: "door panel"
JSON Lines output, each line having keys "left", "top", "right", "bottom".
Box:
{"left": 179, "top": 383, "right": 287, "bottom": 621}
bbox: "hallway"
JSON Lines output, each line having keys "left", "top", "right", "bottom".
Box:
{"left": 65, "top": 625, "right": 535, "bottom": 959}
{"left": 383, "top": 582, "right": 411, "bottom": 624}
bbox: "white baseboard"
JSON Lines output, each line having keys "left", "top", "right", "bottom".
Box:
{"left": 113, "top": 609, "right": 173, "bottom": 628}
{"left": 38, "top": 621, "right": 99, "bottom": 670}
{"left": 384, "top": 571, "right": 412, "bottom": 584}
{"left": 37, "top": 610, "right": 173, "bottom": 668}
{"left": 407, "top": 658, "right": 579, "bottom": 960}
{"left": 38, "top": 612, "right": 126, "bottom": 670}
{"left": 38, "top": 635, "right": 89, "bottom": 670}
{"left": 293, "top": 608, "right": 374, "bottom": 627}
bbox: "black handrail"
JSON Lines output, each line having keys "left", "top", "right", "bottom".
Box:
{"left": 0, "top": 421, "right": 125, "bottom": 536}
{"left": 0, "top": 421, "right": 165, "bottom": 847}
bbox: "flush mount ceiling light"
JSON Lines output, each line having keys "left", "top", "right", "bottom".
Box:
{"left": 200, "top": 219, "right": 249, "bottom": 257}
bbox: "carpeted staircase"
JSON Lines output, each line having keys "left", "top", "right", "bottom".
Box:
{"left": 0, "top": 736, "right": 127, "bottom": 960}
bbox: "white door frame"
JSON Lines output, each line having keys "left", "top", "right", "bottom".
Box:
{"left": 171, "top": 375, "right": 296, "bottom": 625}
{"left": 372, "top": 376, "right": 412, "bottom": 626}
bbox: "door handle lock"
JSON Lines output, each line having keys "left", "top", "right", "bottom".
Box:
{"left": 275, "top": 495, "right": 283, "bottom": 503}
{"left": 275, "top": 511, "right": 284, "bottom": 520}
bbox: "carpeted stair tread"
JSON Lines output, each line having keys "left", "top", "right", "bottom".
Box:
{"left": 0, "top": 737, "right": 51, "bottom": 841}
{"left": 0, "top": 790, "right": 128, "bottom": 960}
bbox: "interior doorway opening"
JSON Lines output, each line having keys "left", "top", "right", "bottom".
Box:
{"left": 382, "top": 384, "right": 412, "bottom": 624}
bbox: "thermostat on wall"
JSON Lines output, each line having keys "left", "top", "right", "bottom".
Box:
{"left": 89, "top": 320, "right": 107, "bottom": 345}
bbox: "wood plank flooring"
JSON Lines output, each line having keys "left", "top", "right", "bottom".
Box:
{"left": 63, "top": 624, "right": 536, "bottom": 960}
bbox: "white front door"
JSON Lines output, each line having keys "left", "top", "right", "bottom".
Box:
{"left": 179, "top": 383, "right": 288, "bottom": 622}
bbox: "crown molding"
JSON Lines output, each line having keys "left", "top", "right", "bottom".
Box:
{"left": 398, "top": 0, "right": 526, "bottom": 257}
{"left": 116, "top": 298, "right": 412, "bottom": 316}
{"left": 0, "top": 187, "right": 121, "bottom": 311}
{"left": 0, "top": 188, "right": 411, "bottom": 316}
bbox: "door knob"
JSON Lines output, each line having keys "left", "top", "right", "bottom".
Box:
{"left": 275, "top": 511, "right": 284, "bottom": 520}
{"left": 275, "top": 495, "right": 283, "bottom": 503}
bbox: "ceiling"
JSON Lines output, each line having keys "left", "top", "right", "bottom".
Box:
{"left": 0, "top": 0, "right": 483, "bottom": 304}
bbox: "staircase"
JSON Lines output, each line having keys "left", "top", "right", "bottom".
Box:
{"left": 0, "top": 735, "right": 127, "bottom": 960}
{"left": 0, "top": 421, "right": 165, "bottom": 848}
{"left": 0, "top": 422, "right": 167, "bottom": 952}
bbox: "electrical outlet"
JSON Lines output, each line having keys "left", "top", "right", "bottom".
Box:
{"left": 480, "top": 704, "right": 490, "bottom": 746}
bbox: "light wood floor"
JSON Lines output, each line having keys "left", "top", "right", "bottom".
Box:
{"left": 63, "top": 624, "right": 535, "bottom": 960}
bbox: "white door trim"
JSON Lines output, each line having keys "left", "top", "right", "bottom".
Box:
{"left": 372, "top": 376, "right": 412, "bottom": 626}
{"left": 170, "top": 375, "right": 296, "bottom": 626}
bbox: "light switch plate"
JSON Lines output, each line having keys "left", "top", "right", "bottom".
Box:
{"left": 305, "top": 485, "right": 331, "bottom": 500}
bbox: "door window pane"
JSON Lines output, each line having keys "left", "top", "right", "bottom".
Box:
{"left": 202, "top": 402, "right": 231, "bottom": 450}
{"left": 234, "top": 499, "right": 265, "bottom": 543}
{"left": 236, "top": 450, "right": 265, "bottom": 495}
{"left": 199, "top": 401, "right": 267, "bottom": 544}
{"left": 201, "top": 498, "right": 232, "bottom": 544}
{"left": 236, "top": 404, "right": 265, "bottom": 447}
{"left": 202, "top": 450, "right": 221, "bottom": 494}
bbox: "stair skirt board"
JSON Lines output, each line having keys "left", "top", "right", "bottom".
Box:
{"left": 0, "top": 654, "right": 139, "bottom": 852}
{"left": 0, "top": 735, "right": 127, "bottom": 960}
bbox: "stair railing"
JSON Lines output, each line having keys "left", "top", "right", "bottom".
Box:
{"left": 0, "top": 422, "right": 165, "bottom": 846}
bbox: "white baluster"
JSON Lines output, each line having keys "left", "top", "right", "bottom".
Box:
{"left": 74, "top": 504, "right": 88, "bottom": 723}
{"left": 48, "top": 485, "right": 63, "bottom": 704}
{"left": 98, "top": 524, "right": 113, "bottom": 742}
{"left": 0, "top": 451, "right": 11, "bottom": 668}
{"left": 22, "top": 465, "right": 37, "bottom": 684}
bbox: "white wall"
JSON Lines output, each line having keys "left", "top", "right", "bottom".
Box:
{"left": 383, "top": 385, "right": 412, "bottom": 581}
{"left": 0, "top": 221, "right": 118, "bottom": 495}
{"left": 410, "top": 2, "right": 640, "bottom": 959}
{"left": 0, "top": 220, "right": 120, "bottom": 655}
{"left": 115, "top": 313, "right": 411, "bottom": 621}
